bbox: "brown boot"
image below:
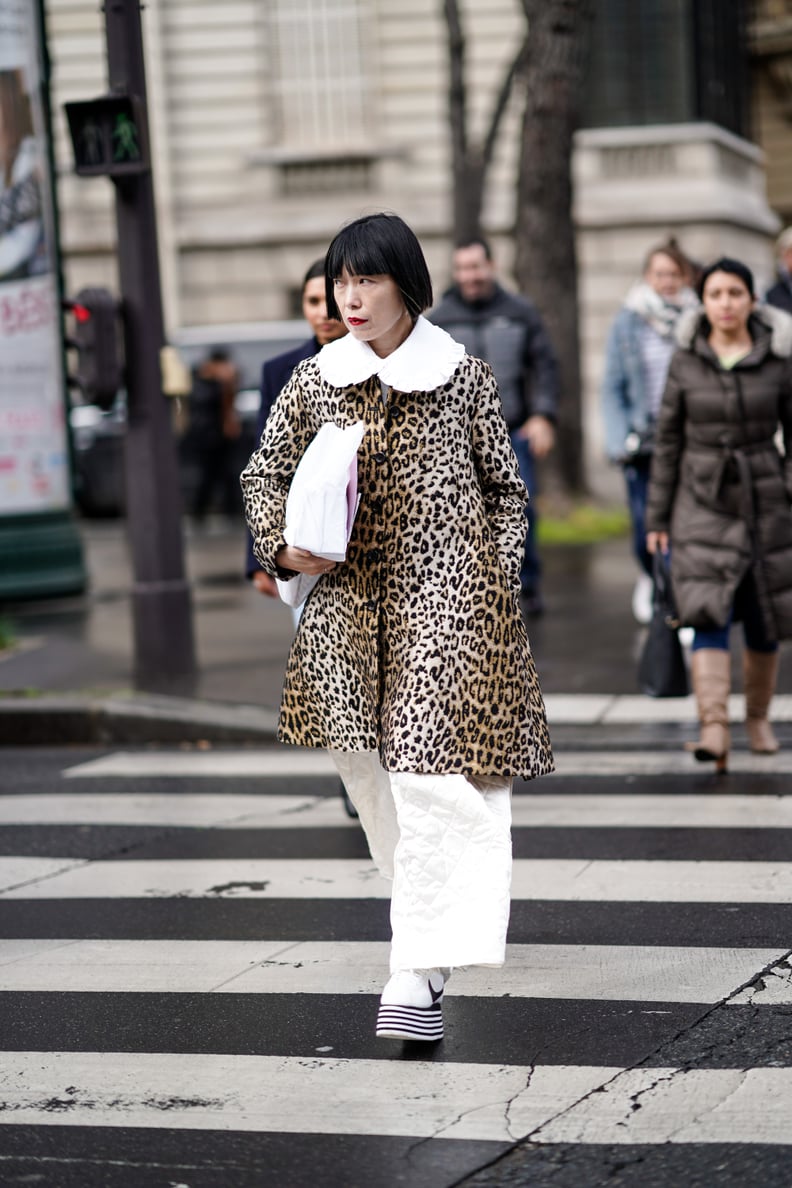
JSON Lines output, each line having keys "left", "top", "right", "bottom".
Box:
{"left": 743, "top": 649, "right": 780, "bottom": 754}
{"left": 689, "top": 648, "right": 731, "bottom": 772}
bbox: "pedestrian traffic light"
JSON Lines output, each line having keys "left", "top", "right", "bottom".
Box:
{"left": 64, "top": 95, "right": 149, "bottom": 178}
{"left": 63, "top": 288, "right": 123, "bottom": 409}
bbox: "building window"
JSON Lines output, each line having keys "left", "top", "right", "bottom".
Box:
{"left": 583, "top": 0, "right": 750, "bottom": 138}
{"left": 270, "top": 0, "right": 369, "bottom": 150}
{"left": 279, "top": 156, "right": 372, "bottom": 196}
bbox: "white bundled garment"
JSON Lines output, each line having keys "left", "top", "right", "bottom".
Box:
{"left": 276, "top": 420, "right": 365, "bottom": 608}
{"left": 331, "top": 750, "right": 513, "bottom": 974}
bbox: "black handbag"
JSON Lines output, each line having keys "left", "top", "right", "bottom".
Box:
{"left": 638, "top": 552, "right": 689, "bottom": 698}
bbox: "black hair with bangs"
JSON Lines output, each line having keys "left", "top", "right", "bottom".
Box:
{"left": 325, "top": 213, "right": 433, "bottom": 321}
{"left": 697, "top": 256, "right": 755, "bottom": 300}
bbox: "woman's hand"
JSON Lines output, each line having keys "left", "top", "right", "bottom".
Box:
{"left": 275, "top": 545, "right": 337, "bottom": 575}
{"left": 646, "top": 531, "right": 669, "bottom": 555}
{"left": 518, "top": 415, "right": 555, "bottom": 459}
{"left": 252, "top": 571, "right": 278, "bottom": 597}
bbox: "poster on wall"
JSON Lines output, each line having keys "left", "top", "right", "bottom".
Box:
{"left": 0, "top": 0, "right": 70, "bottom": 514}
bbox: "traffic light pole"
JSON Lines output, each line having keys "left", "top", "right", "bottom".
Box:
{"left": 104, "top": 0, "right": 196, "bottom": 692}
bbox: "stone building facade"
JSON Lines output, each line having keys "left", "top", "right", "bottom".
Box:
{"left": 48, "top": 0, "right": 526, "bottom": 329}
{"left": 47, "top": 0, "right": 792, "bottom": 492}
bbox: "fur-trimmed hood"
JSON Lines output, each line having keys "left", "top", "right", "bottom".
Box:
{"left": 675, "top": 302, "right": 792, "bottom": 358}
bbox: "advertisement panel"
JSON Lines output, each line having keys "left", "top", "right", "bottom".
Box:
{"left": 0, "top": 0, "right": 70, "bottom": 514}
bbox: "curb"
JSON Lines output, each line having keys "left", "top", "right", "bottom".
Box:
{"left": 0, "top": 694, "right": 280, "bottom": 746}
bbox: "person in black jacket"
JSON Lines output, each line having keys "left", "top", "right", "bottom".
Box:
{"left": 245, "top": 259, "right": 353, "bottom": 819}
{"left": 765, "top": 226, "right": 792, "bottom": 316}
{"left": 430, "top": 237, "right": 559, "bottom": 615}
{"left": 245, "top": 259, "right": 346, "bottom": 588}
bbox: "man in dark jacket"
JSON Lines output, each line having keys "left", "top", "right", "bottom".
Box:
{"left": 765, "top": 226, "right": 792, "bottom": 316}
{"left": 245, "top": 259, "right": 346, "bottom": 586}
{"left": 430, "top": 238, "right": 559, "bottom": 615}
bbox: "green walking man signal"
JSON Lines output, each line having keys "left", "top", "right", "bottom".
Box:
{"left": 64, "top": 95, "right": 149, "bottom": 178}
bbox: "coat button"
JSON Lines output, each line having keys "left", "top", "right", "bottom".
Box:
{"left": 370, "top": 499, "right": 383, "bottom": 516}
{"left": 373, "top": 451, "right": 387, "bottom": 465}
{"left": 368, "top": 548, "right": 381, "bottom": 563}
{"left": 366, "top": 598, "right": 377, "bottom": 611}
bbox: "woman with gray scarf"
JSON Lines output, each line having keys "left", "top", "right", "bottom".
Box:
{"left": 601, "top": 241, "right": 698, "bottom": 622}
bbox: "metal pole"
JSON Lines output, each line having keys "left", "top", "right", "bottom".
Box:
{"left": 104, "top": 0, "right": 196, "bottom": 692}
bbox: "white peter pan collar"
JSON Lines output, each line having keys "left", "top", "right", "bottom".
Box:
{"left": 317, "top": 315, "right": 465, "bottom": 392}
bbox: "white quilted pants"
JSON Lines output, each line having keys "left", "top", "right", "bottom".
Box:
{"left": 331, "top": 751, "right": 512, "bottom": 973}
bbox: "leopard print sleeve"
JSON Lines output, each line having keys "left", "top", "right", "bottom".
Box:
{"left": 240, "top": 362, "right": 318, "bottom": 578}
{"left": 468, "top": 357, "right": 529, "bottom": 596}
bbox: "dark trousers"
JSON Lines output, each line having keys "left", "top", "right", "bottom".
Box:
{"left": 190, "top": 438, "right": 238, "bottom": 519}
{"left": 510, "top": 430, "right": 541, "bottom": 594}
{"left": 623, "top": 456, "right": 652, "bottom": 578}
{"left": 693, "top": 575, "right": 778, "bottom": 654}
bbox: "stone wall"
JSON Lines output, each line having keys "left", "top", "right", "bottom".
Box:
{"left": 46, "top": 0, "right": 790, "bottom": 497}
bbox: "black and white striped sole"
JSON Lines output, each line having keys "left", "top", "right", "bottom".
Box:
{"left": 375, "top": 1001, "right": 444, "bottom": 1041}
{"left": 1, "top": 744, "right": 792, "bottom": 1186}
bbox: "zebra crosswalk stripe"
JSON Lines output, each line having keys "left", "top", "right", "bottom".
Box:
{"left": 4, "top": 790, "right": 792, "bottom": 829}
{"left": 1, "top": 1053, "right": 791, "bottom": 1145}
{"left": 3, "top": 855, "right": 792, "bottom": 902}
{"left": 0, "top": 939, "right": 784, "bottom": 1001}
{"left": 1, "top": 747, "right": 791, "bottom": 1182}
{"left": 61, "top": 747, "right": 792, "bottom": 778}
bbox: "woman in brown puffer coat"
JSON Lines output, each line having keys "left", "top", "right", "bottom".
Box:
{"left": 646, "top": 257, "right": 792, "bottom": 771}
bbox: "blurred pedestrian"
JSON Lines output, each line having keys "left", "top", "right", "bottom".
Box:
{"left": 601, "top": 240, "right": 698, "bottom": 624}
{"left": 646, "top": 257, "right": 792, "bottom": 771}
{"left": 765, "top": 226, "right": 792, "bottom": 316}
{"left": 246, "top": 259, "right": 346, "bottom": 598}
{"left": 241, "top": 212, "right": 553, "bottom": 1042}
{"left": 187, "top": 347, "right": 240, "bottom": 523}
{"left": 430, "top": 237, "right": 559, "bottom": 616}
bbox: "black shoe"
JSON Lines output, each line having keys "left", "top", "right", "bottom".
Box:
{"left": 340, "top": 779, "right": 358, "bottom": 818}
{"left": 521, "top": 589, "right": 545, "bottom": 617}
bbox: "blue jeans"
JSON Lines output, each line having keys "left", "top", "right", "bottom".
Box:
{"left": 510, "top": 430, "right": 541, "bottom": 594}
{"left": 692, "top": 575, "right": 778, "bottom": 654}
{"left": 623, "top": 456, "right": 652, "bottom": 577}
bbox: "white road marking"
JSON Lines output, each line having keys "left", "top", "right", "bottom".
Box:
{"left": 543, "top": 693, "right": 792, "bottom": 725}
{"left": 5, "top": 791, "right": 792, "bottom": 829}
{"left": 535, "top": 1066, "right": 792, "bottom": 1145}
{"left": 0, "top": 793, "right": 350, "bottom": 829}
{"left": 0, "top": 1051, "right": 619, "bottom": 1141}
{"left": 0, "top": 857, "right": 84, "bottom": 896}
{"left": 61, "top": 747, "right": 792, "bottom": 780}
{"left": 3, "top": 857, "right": 792, "bottom": 902}
{"left": 63, "top": 750, "right": 338, "bottom": 779}
{"left": 551, "top": 751, "right": 792, "bottom": 776}
{"left": 0, "top": 939, "right": 782, "bottom": 1002}
{"left": 0, "top": 938, "right": 300, "bottom": 992}
{"left": 730, "top": 959, "right": 792, "bottom": 1006}
{"left": 2, "top": 1054, "right": 791, "bottom": 1144}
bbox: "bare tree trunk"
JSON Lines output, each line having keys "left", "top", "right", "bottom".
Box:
{"left": 515, "top": 0, "right": 591, "bottom": 497}
{"left": 444, "top": 0, "right": 529, "bottom": 243}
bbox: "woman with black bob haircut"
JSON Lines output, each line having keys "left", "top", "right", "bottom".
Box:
{"left": 324, "top": 210, "right": 433, "bottom": 322}
{"left": 242, "top": 211, "right": 553, "bottom": 1043}
{"left": 646, "top": 255, "right": 792, "bottom": 771}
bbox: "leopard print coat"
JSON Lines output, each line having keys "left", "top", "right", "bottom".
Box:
{"left": 241, "top": 341, "right": 554, "bottom": 781}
